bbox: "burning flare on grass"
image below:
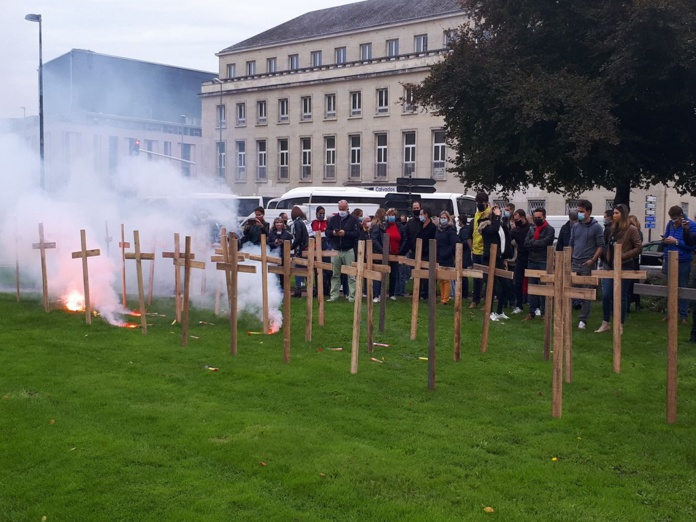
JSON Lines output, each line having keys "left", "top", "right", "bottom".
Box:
{"left": 62, "top": 291, "right": 85, "bottom": 312}
{"left": 121, "top": 323, "right": 139, "bottom": 329}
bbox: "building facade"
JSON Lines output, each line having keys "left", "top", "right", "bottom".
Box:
{"left": 201, "top": 0, "right": 696, "bottom": 234}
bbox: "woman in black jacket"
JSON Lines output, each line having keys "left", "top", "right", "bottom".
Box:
{"left": 457, "top": 215, "right": 473, "bottom": 300}
{"left": 436, "top": 211, "right": 458, "bottom": 304}
{"left": 509, "top": 209, "right": 531, "bottom": 314}
{"left": 480, "top": 205, "right": 513, "bottom": 320}
{"left": 416, "top": 207, "right": 437, "bottom": 300}
{"left": 290, "top": 206, "right": 309, "bottom": 297}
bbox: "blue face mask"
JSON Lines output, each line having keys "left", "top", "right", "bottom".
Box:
{"left": 419, "top": 215, "right": 426, "bottom": 223}
{"left": 503, "top": 210, "right": 511, "bottom": 219}
{"left": 577, "top": 212, "right": 586, "bottom": 221}
{"left": 387, "top": 216, "right": 396, "bottom": 223}
{"left": 358, "top": 217, "right": 363, "bottom": 223}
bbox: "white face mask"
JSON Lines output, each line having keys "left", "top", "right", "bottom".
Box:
{"left": 338, "top": 210, "right": 348, "bottom": 218}
{"left": 439, "top": 218, "right": 448, "bottom": 226}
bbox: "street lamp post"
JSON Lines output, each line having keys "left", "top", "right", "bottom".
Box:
{"left": 212, "top": 78, "right": 224, "bottom": 180}
{"left": 180, "top": 114, "right": 187, "bottom": 176}
{"left": 25, "top": 13, "right": 45, "bottom": 191}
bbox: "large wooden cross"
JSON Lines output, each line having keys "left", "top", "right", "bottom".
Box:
{"left": 162, "top": 233, "right": 191, "bottom": 323}
{"left": 591, "top": 243, "right": 647, "bottom": 373}
{"left": 341, "top": 240, "right": 383, "bottom": 374}
{"left": 527, "top": 249, "right": 597, "bottom": 418}
{"left": 266, "top": 241, "right": 293, "bottom": 363}
{"left": 472, "top": 244, "right": 515, "bottom": 353}
{"left": 292, "top": 238, "right": 316, "bottom": 342}
{"left": 312, "top": 238, "right": 337, "bottom": 326}
{"left": 118, "top": 224, "right": 130, "bottom": 308}
{"left": 104, "top": 221, "right": 113, "bottom": 257}
{"left": 71, "top": 229, "right": 101, "bottom": 325}
{"left": 633, "top": 251, "right": 696, "bottom": 424}
{"left": 32, "top": 222, "right": 56, "bottom": 312}
{"left": 214, "top": 231, "right": 256, "bottom": 356}
{"left": 174, "top": 236, "right": 205, "bottom": 347}
{"left": 124, "top": 231, "right": 155, "bottom": 334}
{"left": 399, "top": 238, "right": 425, "bottom": 341}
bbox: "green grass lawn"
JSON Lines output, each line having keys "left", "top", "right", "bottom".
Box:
{"left": 1, "top": 291, "right": 696, "bottom": 521}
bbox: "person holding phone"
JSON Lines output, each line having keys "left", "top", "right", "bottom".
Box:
{"left": 662, "top": 206, "right": 696, "bottom": 323}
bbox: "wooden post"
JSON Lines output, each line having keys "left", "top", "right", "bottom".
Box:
{"left": 453, "top": 244, "right": 463, "bottom": 361}
{"left": 313, "top": 239, "right": 335, "bottom": 327}
{"left": 118, "top": 224, "right": 130, "bottom": 308}
{"left": 71, "top": 229, "right": 101, "bottom": 325}
{"left": 174, "top": 236, "right": 205, "bottom": 346}
{"left": 409, "top": 239, "right": 424, "bottom": 340}
{"left": 551, "top": 251, "right": 565, "bottom": 418}
{"left": 543, "top": 245, "right": 555, "bottom": 361}
{"left": 360, "top": 241, "right": 390, "bottom": 353}
{"left": 562, "top": 247, "right": 573, "bottom": 383}
{"left": 215, "top": 232, "right": 256, "bottom": 356}
{"left": 379, "top": 234, "right": 389, "bottom": 332}
{"left": 124, "top": 231, "right": 155, "bottom": 333}
{"left": 147, "top": 235, "right": 157, "bottom": 306}
{"left": 162, "top": 234, "right": 189, "bottom": 323}
{"left": 305, "top": 238, "right": 315, "bottom": 342}
{"left": 104, "top": 220, "right": 113, "bottom": 257}
{"left": 282, "top": 241, "right": 291, "bottom": 363}
{"left": 428, "top": 239, "right": 437, "bottom": 390}
{"left": 591, "top": 243, "right": 647, "bottom": 374}
{"left": 260, "top": 234, "right": 270, "bottom": 333}
{"left": 345, "top": 241, "right": 365, "bottom": 374}
{"left": 32, "top": 223, "right": 56, "bottom": 312}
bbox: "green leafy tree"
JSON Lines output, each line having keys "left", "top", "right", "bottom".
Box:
{"left": 413, "top": 0, "right": 696, "bottom": 205}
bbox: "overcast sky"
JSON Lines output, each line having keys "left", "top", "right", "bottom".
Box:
{"left": 1, "top": 0, "right": 353, "bottom": 119}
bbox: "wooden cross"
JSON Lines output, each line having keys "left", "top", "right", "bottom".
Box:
{"left": 243, "top": 239, "right": 283, "bottom": 336}
{"left": 174, "top": 236, "right": 205, "bottom": 347}
{"left": 340, "top": 240, "right": 382, "bottom": 374}
{"left": 520, "top": 246, "right": 557, "bottom": 361}
{"left": 633, "top": 251, "right": 696, "bottom": 424}
{"left": 472, "top": 244, "right": 515, "bottom": 353}
{"left": 591, "top": 243, "right": 647, "bottom": 373}
{"left": 162, "top": 233, "right": 192, "bottom": 323}
{"left": 411, "top": 239, "right": 440, "bottom": 389}
{"left": 71, "top": 229, "right": 101, "bottom": 325}
{"left": 312, "top": 238, "right": 337, "bottom": 326}
{"left": 124, "top": 230, "right": 155, "bottom": 334}
{"left": 32, "top": 223, "right": 56, "bottom": 312}
{"left": 291, "top": 238, "right": 316, "bottom": 341}
{"left": 527, "top": 249, "right": 596, "bottom": 418}
{"left": 214, "top": 231, "right": 256, "bottom": 356}
{"left": 399, "top": 238, "right": 425, "bottom": 341}
{"left": 266, "top": 241, "right": 293, "bottom": 363}
{"left": 118, "top": 224, "right": 130, "bottom": 308}
{"left": 104, "top": 221, "right": 113, "bottom": 257}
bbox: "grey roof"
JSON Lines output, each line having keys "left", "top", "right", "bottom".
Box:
{"left": 220, "top": 0, "right": 463, "bottom": 53}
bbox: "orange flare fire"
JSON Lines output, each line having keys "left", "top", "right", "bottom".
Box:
{"left": 128, "top": 310, "right": 142, "bottom": 317}
{"left": 63, "top": 291, "right": 85, "bottom": 312}
{"left": 121, "top": 323, "right": 139, "bottom": 329}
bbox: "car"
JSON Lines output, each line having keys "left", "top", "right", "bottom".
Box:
{"left": 640, "top": 240, "right": 665, "bottom": 266}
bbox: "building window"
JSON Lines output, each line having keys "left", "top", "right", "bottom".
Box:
{"left": 376, "top": 88, "right": 389, "bottom": 114}
{"left": 444, "top": 29, "right": 458, "bottom": 47}
{"left": 565, "top": 199, "right": 581, "bottom": 213}
{"left": 325, "top": 94, "right": 336, "bottom": 119}
{"left": 387, "top": 39, "right": 399, "bottom": 57}
{"left": 350, "top": 91, "right": 362, "bottom": 117}
{"left": 256, "top": 140, "right": 267, "bottom": 181}
{"left": 256, "top": 100, "right": 267, "bottom": 125}
{"left": 235, "top": 141, "right": 246, "bottom": 181}
{"left": 375, "top": 133, "right": 388, "bottom": 179}
{"left": 163, "top": 141, "right": 171, "bottom": 157}
{"left": 301, "top": 137, "right": 312, "bottom": 180}
{"left": 605, "top": 199, "right": 615, "bottom": 211}
{"left": 528, "top": 199, "right": 547, "bottom": 214}
{"left": 288, "top": 54, "right": 299, "bottom": 70}
{"left": 360, "top": 43, "right": 372, "bottom": 61}
{"left": 324, "top": 136, "right": 336, "bottom": 180}
{"left": 349, "top": 135, "right": 361, "bottom": 179}
{"left": 246, "top": 60, "right": 256, "bottom": 76}
{"left": 403, "top": 132, "right": 416, "bottom": 177}
{"left": 226, "top": 63, "right": 236, "bottom": 79}
{"left": 278, "top": 98, "right": 289, "bottom": 122}
{"left": 278, "top": 139, "right": 289, "bottom": 180}
{"left": 301, "top": 96, "right": 312, "bottom": 121}
{"left": 311, "top": 50, "right": 322, "bottom": 67}
{"left": 236, "top": 102, "right": 246, "bottom": 125}
{"left": 432, "top": 130, "right": 446, "bottom": 180}
{"left": 181, "top": 143, "right": 192, "bottom": 177}
{"left": 216, "top": 104, "right": 226, "bottom": 128}
{"left": 217, "top": 141, "right": 226, "bottom": 178}
{"left": 403, "top": 87, "right": 416, "bottom": 113}
{"left": 267, "top": 57, "right": 277, "bottom": 73}
{"left": 335, "top": 47, "right": 347, "bottom": 64}
{"left": 415, "top": 34, "right": 428, "bottom": 53}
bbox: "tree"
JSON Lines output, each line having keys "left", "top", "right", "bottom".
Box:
{"left": 413, "top": 0, "right": 696, "bottom": 205}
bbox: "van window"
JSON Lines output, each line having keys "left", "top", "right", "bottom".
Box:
{"left": 277, "top": 196, "right": 308, "bottom": 209}
{"left": 457, "top": 197, "right": 476, "bottom": 218}
{"left": 237, "top": 199, "right": 261, "bottom": 217}
{"left": 422, "top": 198, "right": 453, "bottom": 215}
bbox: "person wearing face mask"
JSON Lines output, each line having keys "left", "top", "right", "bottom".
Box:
{"left": 416, "top": 207, "right": 438, "bottom": 300}
{"left": 509, "top": 209, "right": 531, "bottom": 314}
{"left": 268, "top": 217, "right": 293, "bottom": 291}
{"left": 457, "top": 215, "right": 474, "bottom": 301}
{"left": 403, "top": 200, "right": 423, "bottom": 296}
{"left": 603, "top": 210, "right": 613, "bottom": 232}
{"left": 503, "top": 203, "right": 515, "bottom": 228}
{"left": 380, "top": 208, "right": 407, "bottom": 300}
{"left": 468, "top": 192, "right": 490, "bottom": 308}
{"left": 326, "top": 200, "right": 359, "bottom": 302}
{"left": 369, "top": 209, "right": 387, "bottom": 301}
{"left": 289, "top": 206, "right": 310, "bottom": 298}
{"left": 435, "top": 211, "right": 458, "bottom": 305}
{"left": 395, "top": 213, "right": 410, "bottom": 297}
{"left": 556, "top": 210, "right": 579, "bottom": 252}
{"left": 569, "top": 199, "right": 605, "bottom": 330}
{"left": 480, "top": 205, "right": 514, "bottom": 320}
{"left": 310, "top": 206, "right": 332, "bottom": 297}
{"left": 523, "top": 208, "right": 556, "bottom": 321}
{"left": 662, "top": 205, "right": 696, "bottom": 324}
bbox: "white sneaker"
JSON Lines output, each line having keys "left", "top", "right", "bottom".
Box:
{"left": 497, "top": 313, "right": 510, "bottom": 320}
{"left": 328, "top": 296, "right": 339, "bottom": 302}
{"left": 390, "top": 296, "right": 397, "bottom": 301}
{"left": 535, "top": 308, "right": 542, "bottom": 317}
{"left": 490, "top": 312, "right": 500, "bottom": 321}
{"left": 512, "top": 307, "right": 523, "bottom": 315}
{"left": 373, "top": 297, "right": 380, "bottom": 303}
{"left": 578, "top": 321, "right": 586, "bottom": 330}
{"left": 347, "top": 297, "right": 355, "bottom": 303}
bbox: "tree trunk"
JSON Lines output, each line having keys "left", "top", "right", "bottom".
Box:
{"left": 613, "top": 179, "right": 631, "bottom": 209}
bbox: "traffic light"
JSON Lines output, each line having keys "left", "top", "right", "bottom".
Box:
{"left": 130, "top": 138, "right": 140, "bottom": 156}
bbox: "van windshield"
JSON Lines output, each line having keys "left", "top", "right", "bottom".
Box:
{"left": 457, "top": 198, "right": 476, "bottom": 218}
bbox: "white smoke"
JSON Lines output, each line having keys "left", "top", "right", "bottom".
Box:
{"left": 0, "top": 130, "right": 283, "bottom": 328}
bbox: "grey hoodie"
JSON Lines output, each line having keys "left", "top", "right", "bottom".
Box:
{"left": 569, "top": 218, "right": 605, "bottom": 263}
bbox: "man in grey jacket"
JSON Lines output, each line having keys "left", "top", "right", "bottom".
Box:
{"left": 569, "top": 199, "right": 605, "bottom": 330}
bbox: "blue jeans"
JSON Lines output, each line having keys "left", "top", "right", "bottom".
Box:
{"left": 601, "top": 274, "right": 630, "bottom": 324}
{"left": 527, "top": 260, "right": 547, "bottom": 315}
{"left": 665, "top": 260, "right": 691, "bottom": 319}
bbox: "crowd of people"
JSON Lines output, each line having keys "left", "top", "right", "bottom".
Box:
{"left": 236, "top": 194, "right": 696, "bottom": 342}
